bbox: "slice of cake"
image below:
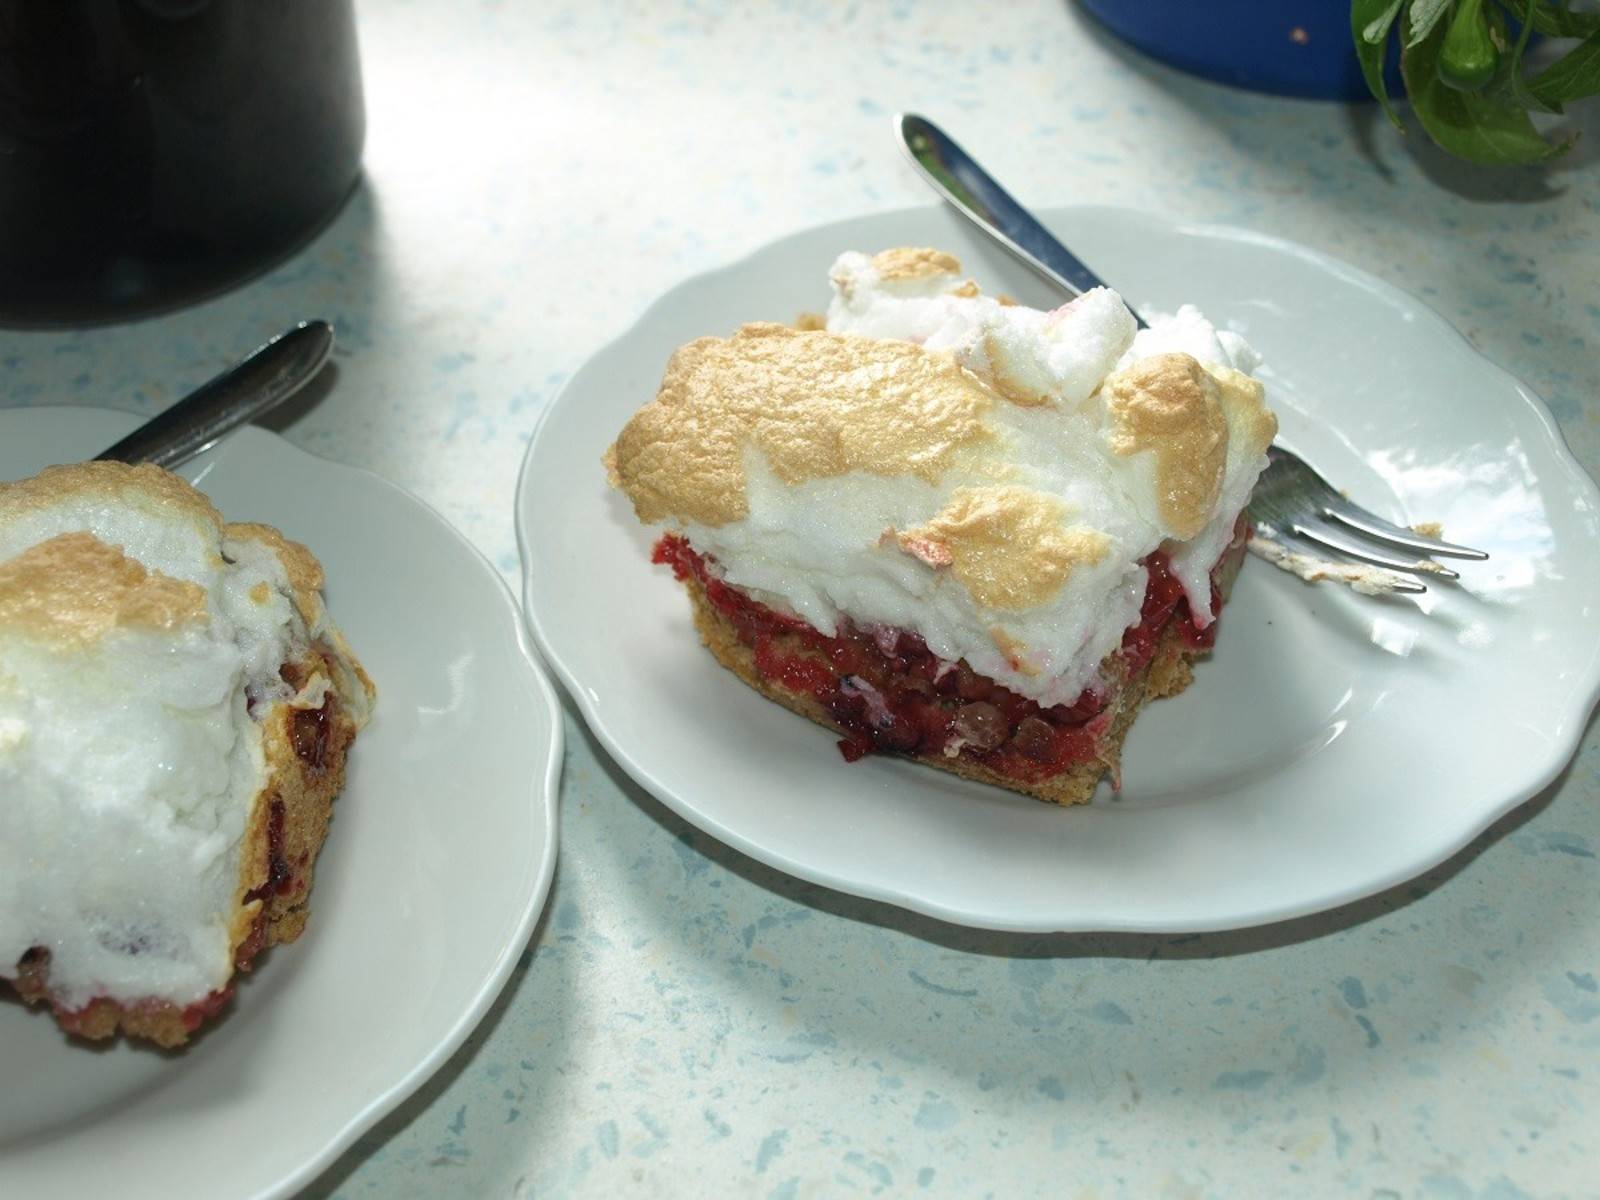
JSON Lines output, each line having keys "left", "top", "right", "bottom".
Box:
{"left": 0, "top": 462, "right": 374, "bottom": 1046}
{"left": 606, "top": 247, "right": 1276, "bottom": 806}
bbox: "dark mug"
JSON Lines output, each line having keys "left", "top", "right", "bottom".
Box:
{"left": 0, "top": 0, "right": 364, "bottom": 325}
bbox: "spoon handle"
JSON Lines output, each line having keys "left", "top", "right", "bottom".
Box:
{"left": 894, "top": 113, "right": 1146, "bottom": 328}
{"left": 95, "top": 320, "right": 335, "bottom": 470}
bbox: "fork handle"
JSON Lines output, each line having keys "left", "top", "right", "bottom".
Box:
{"left": 895, "top": 113, "right": 1148, "bottom": 328}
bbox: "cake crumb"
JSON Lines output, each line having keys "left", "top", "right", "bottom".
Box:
{"left": 1247, "top": 534, "right": 1417, "bottom": 596}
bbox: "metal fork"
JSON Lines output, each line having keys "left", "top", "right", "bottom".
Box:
{"left": 895, "top": 113, "right": 1489, "bottom": 593}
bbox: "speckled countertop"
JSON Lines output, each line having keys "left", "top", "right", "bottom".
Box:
{"left": 5, "top": 2, "right": 1599, "bottom": 1196}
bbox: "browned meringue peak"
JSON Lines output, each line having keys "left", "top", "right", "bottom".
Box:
{"left": 896, "top": 485, "right": 1110, "bottom": 612}
{"left": 0, "top": 461, "right": 329, "bottom": 629}
{"left": 1100, "top": 353, "right": 1277, "bottom": 541}
{"left": 0, "top": 532, "right": 207, "bottom": 649}
{"left": 869, "top": 246, "right": 962, "bottom": 281}
{"left": 607, "top": 322, "right": 998, "bottom": 528}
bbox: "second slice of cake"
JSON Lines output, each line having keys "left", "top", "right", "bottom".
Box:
{"left": 0, "top": 462, "right": 374, "bottom": 1046}
{"left": 607, "top": 247, "right": 1276, "bottom": 805}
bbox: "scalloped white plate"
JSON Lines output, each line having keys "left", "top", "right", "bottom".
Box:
{"left": 0, "top": 407, "right": 561, "bottom": 1199}
{"left": 518, "top": 204, "right": 1600, "bottom": 933}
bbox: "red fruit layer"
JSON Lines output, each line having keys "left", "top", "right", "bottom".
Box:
{"left": 653, "top": 529, "right": 1234, "bottom": 782}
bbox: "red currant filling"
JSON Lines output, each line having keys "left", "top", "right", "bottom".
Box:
{"left": 654, "top": 527, "right": 1238, "bottom": 782}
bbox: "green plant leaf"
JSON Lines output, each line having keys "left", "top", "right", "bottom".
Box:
{"left": 1363, "top": 0, "right": 1406, "bottom": 40}
{"left": 1528, "top": 29, "right": 1600, "bottom": 102}
{"left": 1402, "top": 13, "right": 1577, "bottom": 160}
{"left": 1498, "top": 0, "right": 1600, "bottom": 38}
{"left": 1353, "top": 0, "right": 1406, "bottom": 127}
{"left": 1408, "top": 0, "right": 1453, "bottom": 45}
{"left": 1500, "top": 0, "right": 1566, "bottom": 111}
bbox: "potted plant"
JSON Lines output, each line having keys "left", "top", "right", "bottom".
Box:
{"left": 1076, "top": 1, "right": 1596, "bottom": 165}
{"left": 1355, "top": 0, "right": 1600, "bottom": 163}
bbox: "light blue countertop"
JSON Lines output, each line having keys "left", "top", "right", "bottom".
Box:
{"left": 4, "top": 3, "right": 1597, "bottom": 1195}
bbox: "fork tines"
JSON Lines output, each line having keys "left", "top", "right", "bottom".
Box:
{"left": 1249, "top": 446, "right": 1489, "bottom": 593}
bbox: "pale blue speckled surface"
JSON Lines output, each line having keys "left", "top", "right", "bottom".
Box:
{"left": 4, "top": 2, "right": 1598, "bottom": 1195}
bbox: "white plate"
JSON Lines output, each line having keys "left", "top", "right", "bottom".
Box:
{"left": 518, "top": 205, "right": 1600, "bottom": 934}
{"left": 0, "top": 407, "right": 561, "bottom": 1199}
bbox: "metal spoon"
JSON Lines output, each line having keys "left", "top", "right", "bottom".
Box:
{"left": 94, "top": 319, "right": 334, "bottom": 470}
{"left": 896, "top": 113, "right": 1146, "bottom": 326}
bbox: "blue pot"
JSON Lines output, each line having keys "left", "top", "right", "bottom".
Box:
{"left": 1077, "top": 0, "right": 1405, "bottom": 101}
